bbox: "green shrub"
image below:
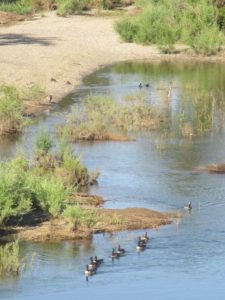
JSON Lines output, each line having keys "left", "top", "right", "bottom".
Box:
{"left": 115, "top": 18, "right": 139, "bottom": 42}
{"left": 27, "top": 175, "right": 72, "bottom": 217}
{"left": 217, "top": 6, "right": 225, "bottom": 30}
{"left": 0, "top": 0, "right": 34, "bottom": 14}
{"left": 0, "top": 85, "right": 23, "bottom": 134}
{"left": 56, "top": 0, "right": 90, "bottom": 15}
{"left": 188, "top": 27, "right": 224, "bottom": 55}
{"left": 0, "top": 159, "right": 32, "bottom": 224}
{"left": 115, "top": 0, "right": 225, "bottom": 55}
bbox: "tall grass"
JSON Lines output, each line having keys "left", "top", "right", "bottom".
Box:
{"left": 115, "top": 0, "right": 225, "bottom": 55}
{"left": 0, "top": 241, "right": 20, "bottom": 276}
{"left": 0, "top": 85, "right": 24, "bottom": 135}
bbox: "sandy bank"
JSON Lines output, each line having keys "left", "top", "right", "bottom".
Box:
{"left": 0, "top": 11, "right": 159, "bottom": 107}
{"left": 1, "top": 10, "right": 224, "bottom": 112}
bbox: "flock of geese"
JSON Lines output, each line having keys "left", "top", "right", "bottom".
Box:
{"left": 84, "top": 202, "right": 192, "bottom": 279}
{"left": 84, "top": 232, "right": 150, "bottom": 279}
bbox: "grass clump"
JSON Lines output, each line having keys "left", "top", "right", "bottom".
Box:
{"left": 35, "top": 131, "right": 53, "bottom": 154}
{"left": 115, "top": 0, "right": 225, "bottom": 55}
{"left": 0, "top": 85, "right": 24, "bottom": 135}
{"left": 0, "top": 241, "right": 20, "bottom": 276}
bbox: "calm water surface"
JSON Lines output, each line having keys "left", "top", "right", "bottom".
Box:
{"left": 1, "top": 61, "right": 225, "bottom": 299}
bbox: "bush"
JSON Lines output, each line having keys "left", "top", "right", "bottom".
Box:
{"left": 188, "top": 27, "right": 224, "bottom": 55}
{"left": 56, "top": 0, "right": 90, "bottom": 15}
{"left": 115, "top": 0, "right": 225, "bottom": 55}
{"left": 27, "top": 176, "right": 72, "bottom": 217}
{"left": 0, "top": 0, "right": 34, "bottom": 14}
{"left": 0, "top": 158, "right": 32, "bottom": 224}
{"left": 115, "top": 18, "right": 139, "bottom": 42}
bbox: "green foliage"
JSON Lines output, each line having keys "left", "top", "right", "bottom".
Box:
{"left": 217, "top": 6, "right": 225, "bottom": 30}
{"left": 115, "top": 0, "right": 225, "bottom": 55}
{"left": 0, "top": 0, "right": 34, "bottom": 14}
{"left": 0, "top": 159, "right": 33, "bottom": 224}
{"left": 0, "top": 241, "right": 20, "bottom": 276}
{"left": 0, "top": 85, "right": 23, "bottom": 134}
{"left": 56, "top": 0, "right": 90, "bottom": 15}
{"left": 63, "top": 205, "right": 98, "bottom": 228}
{"left": 114, "top": 18, "right": 139, "bottom": 42}
{"left": 27, "top": 175, "right": 72, "bottom": 217}
{"left": 186, "top": 27, "right": 224, "bottom": 55}
{"left": 35, "top": 131, "right": 53, "bottom": 154}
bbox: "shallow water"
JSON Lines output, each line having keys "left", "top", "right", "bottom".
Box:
{"left": 1, "top": 61, "right": 225, "bottom": 299}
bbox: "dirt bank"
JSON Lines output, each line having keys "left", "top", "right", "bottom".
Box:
{"left": 6, "top": 207, "right": 179, "bottom": 242}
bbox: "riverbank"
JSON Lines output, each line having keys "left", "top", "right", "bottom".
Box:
{"left": 1, "top": 10, "right": 225, "bottom": 115}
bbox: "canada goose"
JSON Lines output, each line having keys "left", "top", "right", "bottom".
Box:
{"left": 139, "top": 83, "right": 143, "bottom": 88}
{"left": 84, "top": 265, "right": 95, "bottom": 276}
{"left": 117, "top": 245, "right": 125, "bottom": 255}
{"left": 94, "top": 256, "right": 104, "bottom": 266}
{"left": 112, "top": 248, "right": 120, "bottom": 259}
{"left": 88, "top": 257, "right": 97, "bottom": 271}
{"left": 145, "top": 83, "right": 150, "bottom": 87}
{"left": 184, "top": 202, "right": 192, "bottom": 210}
{"left": 136, "top": 240, "right": 146, "bottom": 251}
{"left": 140, "top": 232, "right": 149, "bottom": 242}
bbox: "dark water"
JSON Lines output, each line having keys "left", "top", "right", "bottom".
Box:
{"left": 1, "top": 61, "right": 225, "bottom": 299}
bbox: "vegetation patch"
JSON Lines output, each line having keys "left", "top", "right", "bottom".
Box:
{"left": 0, "top": 0, "right": 35, "bottom": 15}
{"left": 0, "top": 133, "right": 98, "bottom": 226}
{"left": 115, "top": 0, "right": 225, "bottom": 55}
{"left": 57, "top": 93, "right": 162, "bottom": 142}
{"left": 0, "top": 85, "right": 24, "bottom": 135}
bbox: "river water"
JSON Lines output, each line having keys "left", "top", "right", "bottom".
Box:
{"left": 1, "top": 61, "right": 225, "bottom": 299}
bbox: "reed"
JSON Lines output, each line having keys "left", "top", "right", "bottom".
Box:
{"left": 0, "top": 241, "right": 20, "bottom": 276}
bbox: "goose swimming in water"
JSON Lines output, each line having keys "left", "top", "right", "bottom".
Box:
{"left": 184, "top": 201, "right": 192, "bottom": 210}
{"left": 112, "top": 248, "right": 120, "bottom": 259}
{"left": 84, "top": 265, "right": 95, "bottom": 276}
{"left": 117, "top": 245, "right": 125, "bottom": 255}
{"left": 140, "top": 232, "right": 149, "bottom": 242}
